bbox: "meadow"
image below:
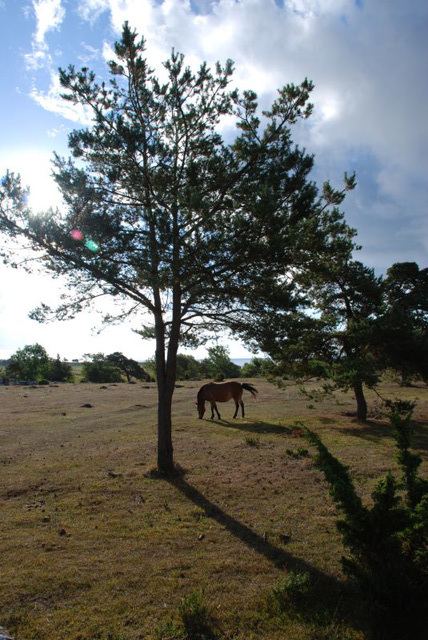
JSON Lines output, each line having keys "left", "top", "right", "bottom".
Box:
{"left": 1, "top": 379, "right": 427, "bottom": 639}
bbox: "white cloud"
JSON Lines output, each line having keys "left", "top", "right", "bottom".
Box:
{"left": 21, "top": 0, "right": 428, "bottom": 275}
{"left": 24, "top": 1, "right": 65, "bottom": 73}
{"left": 33, "top": 0, "right": 65, "bottom": 44}
{"left": 30, "top": 72, "right": 94, "bottom": 126}
{"left": 77, "top": 43, "right": 103, "bottom": 66}
{"left": 77, "top": 0, "right": 110, "bottom": 24}
{"left": 287, "top": 0, "right": 348, "bottom": 17}
{"left": 24, "top": 48, "right": 52, "bottom": 71}
{"left": 0, "top": 263, "right": 158, "bottom": 361}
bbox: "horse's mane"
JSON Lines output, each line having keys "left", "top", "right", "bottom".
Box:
{"left": 197, "top": 384, "right": 207, "bottom": 403}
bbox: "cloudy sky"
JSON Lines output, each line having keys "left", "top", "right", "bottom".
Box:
{"left": 0, "top": 0, "right": 427, "bottom": 361}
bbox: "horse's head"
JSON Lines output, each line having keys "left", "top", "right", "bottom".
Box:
{"left": 196, "top": 387, "right": 206, "bottom": 419}
{"left": 196, "top": 400, "right": 205, "bottom": 419}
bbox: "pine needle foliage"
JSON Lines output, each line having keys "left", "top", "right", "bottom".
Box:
{"left": 304, "top": 401, "right": 428, "bottom": 639}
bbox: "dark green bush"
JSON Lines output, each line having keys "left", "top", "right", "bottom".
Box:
{"left": 304, "top": 400, "right": 428, "bottom": 639}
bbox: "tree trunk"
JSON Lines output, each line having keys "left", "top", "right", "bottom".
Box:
{"left": 353, "top": 380, "right": 368, "bottom": 422}
{"left": 154, "top": 300, "right": 182, "bottom": 475}
{"left": 153, "top": 225, "right": 181, "bottom": 474}
{"left": 154, "top": 311, "right": 175, "bottom": 475}
{"left": 156, "top": 375, "right": 175, "bottom": 474}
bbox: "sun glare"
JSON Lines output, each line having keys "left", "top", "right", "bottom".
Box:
{"left": 319, "top": 93, "right": 341, "bottom": 121}
{"left": 0, "top": 150, "right": 62, "bottom": 213}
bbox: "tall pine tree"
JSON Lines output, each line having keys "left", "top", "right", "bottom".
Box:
{"left": 1, "top": 24, "right": 353, "bottom": 471}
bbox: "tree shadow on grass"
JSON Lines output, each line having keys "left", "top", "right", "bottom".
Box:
{"left": 411, "top": 421, "right": 428, "bottom": 453}
{"left": 337, "top": 418, "right": 428, "bottom": 452}
{"left": 166, "top": 473, "right": 366, "bottom": 636}
{"left": 337, "top": 419, "right": 394, "bottom": 443}
{"left": 169, "top": 473, "right": 329, "bottom": 577}
{"left": 202, "top": 418, "right": 291, "bottom": 435}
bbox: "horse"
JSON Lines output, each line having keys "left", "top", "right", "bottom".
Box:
{"left": 196, "top": 381, "right": 258, "bottom": 420}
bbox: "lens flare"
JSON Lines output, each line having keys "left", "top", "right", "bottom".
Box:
{"left": 70, "top": 229, "right": 84, "bottom": 241}
{"left": 69, "top": 229, "right": 99, "bottom": 252}
{"left": 85, "top": 239, "right": 100, "bottom": 252}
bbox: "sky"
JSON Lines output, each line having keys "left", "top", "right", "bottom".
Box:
{"left": 0, "top": 0, "right": 427, "bottom": 362}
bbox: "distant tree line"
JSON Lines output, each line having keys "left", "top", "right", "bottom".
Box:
{"left": 144, "top": 346, "right": 274, "bottom": 381}
{"left": 1, "top": 343, "right": 274, "bottom": 384}
{"left": 2, "top": 261, "right": 427, "bottom": 408}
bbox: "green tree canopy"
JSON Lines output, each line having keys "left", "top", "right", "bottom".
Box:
{"left": 241, "top": 357, "right": 275, "bottom": 378}
{"left": 385, "top": 262, "right": 428, "bottom": 317}
{"left": 236, "top": 257, "right": 428, "bottom": 421}
{"left": 302, "top": 257, "right": 383, "bottom": 422}
{"left": 175, "top": 354, "right": 203, "bottom": 380}
{"left": 377, "top": 262, "right": 428, "bottom": 384}
{"left": 6, "top": 344, "right": 51, "bottom": 381}
{"left": 201, "top": 345, "right": 241, "bottom": 381}
{"left": 0, "top": 24, "right": 356, "bottom": 472}
{"left": 47, "top": 355, "right": 74, "bottom": 382}
{"left": 82, "top": 353, "right": 123, "bottom": 383}
{"left": 234, "top": 253, "right": 384, "bottom": 421}
{"left": 106, "top": 352, "right": 149, "bottom": 382}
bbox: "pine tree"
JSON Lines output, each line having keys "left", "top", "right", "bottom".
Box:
{"left": 1, "top": 24, "right": 352, "bottom": 472}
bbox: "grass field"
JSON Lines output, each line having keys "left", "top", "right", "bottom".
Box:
{"left": 1, "top": 379, "right": 427, "bottom": 639}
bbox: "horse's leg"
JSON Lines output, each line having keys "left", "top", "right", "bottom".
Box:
{"left": 214, "top": 403, "right": 221, "bottom": 419}
{"left": 233, "top": 401, "right": 239, "bottom": 419}
{"left": 210, "top": 402, "right": 215, "bottom": 419}
{"left": 235, "top": 390, "right": 244, "bottom": 418}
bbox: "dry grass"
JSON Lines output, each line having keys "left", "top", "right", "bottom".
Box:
{"left": 1, "top": 379, "right": 427, "bottom": 639}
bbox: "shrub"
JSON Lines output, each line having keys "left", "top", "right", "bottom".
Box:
{"left": 47, "top": 355, "right": 74, "bottom": 382}
{"left": 6, "top": 343, "right": 50, "bottom": 381}
{"left": 304, "top": 400, "right": 428, "bottom": 639}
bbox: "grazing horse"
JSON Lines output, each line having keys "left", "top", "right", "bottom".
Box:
{"left": 197, "top": 381, "right": 258, "bottom": 419}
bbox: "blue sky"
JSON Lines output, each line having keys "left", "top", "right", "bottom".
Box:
{"left": 0, "top": 0, "right": 427, "bottom": 361}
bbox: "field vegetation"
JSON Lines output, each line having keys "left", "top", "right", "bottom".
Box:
{"left": 1, "top": 378, "right": 426, "bottom": 639}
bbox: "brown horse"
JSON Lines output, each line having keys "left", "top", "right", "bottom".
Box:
{"left": 197, "top": 381, "right": 258, "bottom": 419}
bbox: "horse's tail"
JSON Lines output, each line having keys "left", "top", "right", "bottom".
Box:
{"left": 241, "top": 383, "right": 258, "bottom": 398}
